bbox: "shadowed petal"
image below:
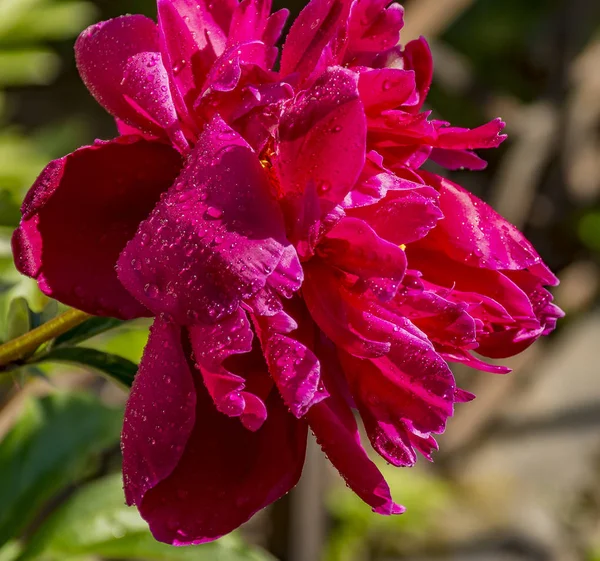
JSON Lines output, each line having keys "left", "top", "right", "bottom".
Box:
{"left": 12, "top": 137, "right": 182, "bottom": 318}
{"left": 140, "top": 382, "right": 307, "bottom": 545}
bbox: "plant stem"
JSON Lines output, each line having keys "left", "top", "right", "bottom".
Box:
{"left": 0, "top": 309, "right": 91, "bottom": 369}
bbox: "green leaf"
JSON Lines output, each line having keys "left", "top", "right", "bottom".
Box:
{"left": 20, "top": 474, "right": 275, "bottom": 561}
{"left": 53, "top": 317, "right": 125, "bottom": 348}
{"left": 34, "top": 347, "right": 137, "bottom": 388}
{"left": 5, "top": 297, "right": 31, "bottom": 342}
{"left": 0, "top": 392, "right": 122, "bottom": 548}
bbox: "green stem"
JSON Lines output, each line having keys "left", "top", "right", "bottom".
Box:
{"left": 0, "top": 309, "right": 91, "bottom": 369}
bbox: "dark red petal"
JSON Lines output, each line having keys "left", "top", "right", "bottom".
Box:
{"left": 12, "top": 137, "right": 182, "bottom": 318}
{"left": 122, "top": 316, "right": 197, "bottom": 508}
{"left": 118, "top": 116, "right": 292, "bottom": 325}
{"left": 140, "top": 383, "right": 307, "bottom": 545}
{"left": 402, "top": 38, "right": 433, "bottom": 112}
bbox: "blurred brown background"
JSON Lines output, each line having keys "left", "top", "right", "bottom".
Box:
{"left": 1, "top": 1, "right": 600, "bottom": 560}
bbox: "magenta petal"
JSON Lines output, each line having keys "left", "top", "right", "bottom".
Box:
{"left": 280, "top": 0, "right": 350, "bottom": 82}
{"left": 140, "top": 383, "right": 307, "bottom": 545}
{"left": 121, "top": 52, "right": 188, "bottom": 151}
{"left": 157, "top": 0, "right": 228, "bottom": 119}
{"left": 122, "top": 316, "right": 196, "bottom": 507}
{"left": 420, "top": 171, "right": 558, "bottom": 284}
{"left": 276, "top": 67, "right": 366, "bottom": 250}
{"left": 318, "top": 217, "right": 407, "bottom": 281}
{"left": 75, "top": 16, "right": 161, "bottom": 133}
{"left": 358, "top": 68, "right": 417, "bottom": 114}
{"left": 429, "top": 148, "right": 488, "bottom": 171}
{"left": 189, "top": 309, "right": 268, "bottom": 431}
{"left": 348, "top": 187, "right": 443, "bottom": 245}
{"left": 340, "top": 324, "right": 457, "bottom": 468}
{"left": 435, "top": 118, "right": 507, "bottom": 150}
{"left": 12, "top": 137, "right": 182, "bottom": 319}
{"left": 306, "top": 383, "right": 403, "bottom": 515}
{"left": 348, "top": 0, "right": 405, "bottom": 55}
{"left": 117, "top": 116, "right": 292, "bottom": 325}
{"left": 254, "top": 310, "right": 328, "bottom": 418}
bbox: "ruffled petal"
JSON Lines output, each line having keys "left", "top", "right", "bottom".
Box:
{"left": 118, "top": 116, "right": 292, "bottom": 324}
{"left": 339, "top": 318, "right": 457, "bottom": 467}
{"left": 189, "top": 309, "right": 269, "bottom": 431}
{"left": 75, "top": 15, "right": 162, "bottom": 134}
{"left": 303, "top": 260, "right": 391, "bottom": 358}
{"left": 122, "top": 316, "right": 196, "bottom": 507}
{"left": 140, "top": 382, "right": 307, "bottom": 545}
{"left": 253, "top": 304, "right": 328, "bottom": 418}
{"left": 12, "top": 137, "right": 182, "bottom": 319}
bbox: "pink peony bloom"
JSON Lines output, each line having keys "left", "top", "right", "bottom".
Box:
{"left": 12, "top": 0, "right": 563, "bottom": 545}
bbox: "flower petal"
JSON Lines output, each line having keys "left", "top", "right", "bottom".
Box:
{"left": 280, "top": 0, "right": 350, "bottom": 82}
{"left": 401, "top": 38, "right": 433, "bottom": 111}
{"left": 418, "top": 171, "right": 558, "bottom": 285}
{"left": 347, "top": 0, "right": 404, "bottom": 56}
{"left": 306, "top": 372, "right": 403, "bottom": 515}
{"left": 347, "top": 186, "right": 443, "bottom": 245}
{"left": 122, "top": 316, "right": 196, "bottom": 508}
{"left": 253, "top": 305, "right": 328, "bottom": 418}
{"left": 276, "top": 67, "right": 366, "bottom": 253}
{"left": 75, "top": 15, "right": 162, "bottom": 133}
{"left": 12, "top": 137, "right": 182, "bottom": 318}
{"left": 157, "top": 0, "right": 228, "bottom": 118}
{"left": 189, "top": 309, "right": 269, "bottom": 431}
{"left": 358, "top": 68, "right": 417, "bottom": 114}
{"left": 140, "top": 383, "right": 307, "bottom": 545}
{"left": 117, "top": 116, "right": 292, "bottom": 325}
{"left": 121, "top": 51, "right": 188, "bottom": 151}
{"left": 318, "top": 217, "right": 407, "bottom": 282}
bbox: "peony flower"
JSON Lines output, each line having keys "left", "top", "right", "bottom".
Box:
{"left": 12, "top": 0, "right": 563, "bottom": 546}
